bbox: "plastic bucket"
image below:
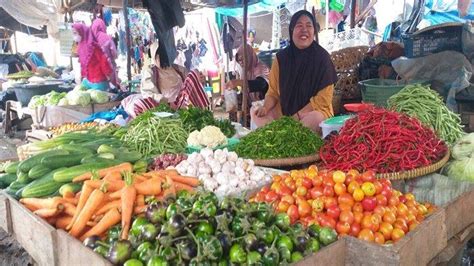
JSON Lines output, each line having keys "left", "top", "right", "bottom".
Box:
{"left": 320, "top": 115, "right": 352, "bottom": 138}
{"left": 13, "top": 82, "right": 62, "bottom": 106}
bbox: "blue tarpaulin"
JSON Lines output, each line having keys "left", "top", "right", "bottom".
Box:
{"left": 420, "top": 0, "right": 474, "bottom": 28}
{"left": 214, "top": 0, "right": 286, "bottom": 17}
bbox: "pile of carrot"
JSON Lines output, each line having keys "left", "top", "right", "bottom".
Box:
{"left": 20, "top": 163, "right": 200, "bottom": 242}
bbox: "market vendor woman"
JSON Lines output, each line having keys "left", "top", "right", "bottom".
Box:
{"left": 252, "top": 10, "right": 337, "bottom": 133}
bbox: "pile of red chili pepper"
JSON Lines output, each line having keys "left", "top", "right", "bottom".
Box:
{"left": 320, "top": 108, "right": 448, "bottom": 173}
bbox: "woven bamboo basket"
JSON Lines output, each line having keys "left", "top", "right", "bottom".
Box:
{"left": 253, "top": 153, "right": 320, "bottom": 168}
{"left": 376, "top": 151, "right": 450, "bottom": 180}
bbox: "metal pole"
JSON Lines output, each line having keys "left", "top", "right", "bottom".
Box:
{"left": 13, "top": 32, "right": 18, "bottom": 53}
{"left": 241, "top": 0, "right": 249, "bottom": 126}
{"left": 350, "top": 0, "right": 357, "bottom": 28}
{"left": 123, "top": 0, "right": 132, "bottom": 89}
{"left": 325, "top": 0, "right": 329, "bottom": 29}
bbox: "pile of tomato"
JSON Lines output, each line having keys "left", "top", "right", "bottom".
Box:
{"left": 251, "top": 166, "right": 436, "bottom": 244}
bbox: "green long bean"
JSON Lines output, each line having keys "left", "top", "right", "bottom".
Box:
{"left": 387, "top": 84, "right": 464, "bottom": 145}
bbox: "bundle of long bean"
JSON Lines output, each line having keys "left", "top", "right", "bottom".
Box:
{"left": 387, "top": 84, "right": 464, "bottom": 145}
{"left": 121, "top": 114, "right": 188, "bottom": 158}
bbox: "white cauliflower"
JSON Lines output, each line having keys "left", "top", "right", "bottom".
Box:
{"left": 187, "top": 130, "right": 202, "bottom": 147}
{"left": 189, "top": 126, "right": 227, "bottom": 148}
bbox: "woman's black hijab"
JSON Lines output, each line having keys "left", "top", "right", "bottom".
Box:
{"left": 277, "top": 10, "right": 337, "bottom": 116}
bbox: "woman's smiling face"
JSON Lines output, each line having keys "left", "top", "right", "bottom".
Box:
{"left": 292, "top": 15, "right": 315, "bottom": 49}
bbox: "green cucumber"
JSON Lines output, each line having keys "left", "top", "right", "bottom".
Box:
{"left": 4, "top": 161, "right": 20, "bottom": 174}
{"left": 18, "top": 149, "right": 69, "bottom": 172}
{"left": 28, "top": 165, "right": 51, "bottom": 179}
{"left": 115, "top": 151, "right": 142, "bottom": 163}
{"left": 97, "top": 144, "right": 117, "bottom": 154}
{"left": 133, "top": 160, "right": 148, "bottom": 173}
{"left": 22, "top": 168, "right": 66, "bottom": 198}
{"left": 41, "top": 152, "right": 86, "bottom": 169}
{"left": 82, "top": 139, "right": 121, "bottom": 151}
{"left": 6, "top": 181, "right": 28, "bottom": 197}
{"left": 59, "top": 183, "right": 82, "bottom": 197}
{"left": 17, "top": 171, "right": 30, "bottom": 184}
{"left": 53, "top": 161, "right": 119, "bottom": 183}
{"left": 0, "top": 173, "right": 17, "bottom": 188}
{"left": 58, "top": 144, "right": 95, "bottom": 154}
{"left": 98, "top": 153, "right": 115, "bottom": 160}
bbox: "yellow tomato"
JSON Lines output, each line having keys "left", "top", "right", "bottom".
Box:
{"left": 332, "top": 170, "right": 346, "bottom": 184}
{"left": 361, "top": 182, "right": 376, "bottom": 197}
{"left": 353, "top": 188, "right": 365, "bottom": 202}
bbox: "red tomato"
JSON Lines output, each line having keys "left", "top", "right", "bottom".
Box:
{"left": 324, "top": 197, "right": 338, "bottom": 209}
{"left": 381, "top": 185, "right": 393, "bottom": 199}
{"left": 373, "top": 206, "right": 386, "bottom": 217}
{"left": 361, "top": 170, "right": 376, "bottom": 182}
{"left": 326, "top": 205, "right": 341, "bottom": 220}
{"left": 265, "top": 191, "right": 279, "bottom": 203}
{"left": 350, "top": 223, "right": 361, "bottom": 237}
{"left": 312, "top": 175, "right": 323, "bottom": 187}
{"left": 352, "top": 203, "right": 364, "bottom": 213}
{"left": 379, "top": 222, "right": 394, "bottom": 240}
{"left": 301, "top": 177, "right": 313, "bottom": 189}
{"left": 309, "top": 186, "right": 324, "bottom": 199}
{"left": 261, "top": 186, "right": 270, "bottom": 193}
{"left": 277, "top": 201, "right": 290, "bottom": 212}
{"left": 373, "top": 180, "right": 383, "bottom": 195}
{"left": 296, "top": 186, "right": 308, "bottom": 197}
{"left": 287, "top": 205, "right": 299, "bottom": 224}
{"left": 344, "top": 174, "right": 355, "bottom": 186}
{"left": 353, "top": 211, "right": 364, "bottom": 224}
{"left": 320, "top": 215, "right": 337, "bottom": 229}
{"left": 394, "top": 219, "right": 408, "bottom": 233}
{"left": 361, "top": 196, "right": 377, "bottom": 211}
{"left": 339, "top": 210, "right": 355, "bottom": 225}
{"left": 280, "top": 195, "right": 295, "bottom": 205}
{"left": 276, "top": 184, "right": 293, "bottom": 196}
{"left": 323, "top": 185, "right": 335, "bottom": 197}
{"left": 358, "top": 228, "right": 375, "bottom": 242}
{"left": 334, "top": 183, "right": 347, "bottom": 196}
{"left": 254, "top": 192, "right": 266, "bottom": 202}
{"left": 374, "top": 232, "right": 385, "bottom": 244}
{"left": 286, "top": 180, "right": 297, "bottom": 191}
{"left": 336, "top": 221, "right": 351, "bottom": 235}
{"left": 396, "top": 203, "right": 409, "bottom": 217}
{"left": 376, "top": 194, "right": 388, "bottom": 206}
{"left": 339, "top": 203, "right": 352, "bottom": 212}
{"left": 323, "top": 175, "right": 336, "bottom": 187}
{"left": 347, "top": 181, "right": 360, "bottom": 194}
{"left": 338, "top": 193, "right": 355, "bottom": 207}
{"left": 298, "top": 200, "right": 312, "bottom": 218}
{"left": 311, "top": 198, "right": 325, "bottom": 212}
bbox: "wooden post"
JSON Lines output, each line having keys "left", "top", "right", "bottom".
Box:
{"left": 350, "top": 0, "right": 357, "bottom": 28}
{"left": 241, "top": 0, "right": 249, "bottom": 126}
{"left": 123, "top": 0, "right": 132, "bottom": 89}
{"left": 13, "top": 32, "right": 18, "bottom": 54}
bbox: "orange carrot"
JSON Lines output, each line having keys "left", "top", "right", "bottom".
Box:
{"left": 162, "top": 175, "right": 176, "bottom": 199}
{"left": 135, "top": 194, "right": 145, "bottom": 206}
{"left": 134, "top": 205, "right": 146, "bottom": 215}
{"left": 169, "top": 175, "right": 200, "bottom": 187}
{"left": 120, "top": 172, "right": 136, "bottom": 240}
{"left": 80, "top": 208, "right": 121, "bottom": 241}
{"left": 134, "top": 177, "right": 162, "bottom": 195}
{"left": 61, "top": 197, "right": 78, "bottom": 205}
{"left": 67, "top": 184, "right": 94, "bottom": 230}
{"left": 133, "top": 175, "right": 148, "bottom": 183}
{"left": 20, "top": 197, "right": 63, "bottom": 210}
{"left": 55, "top": 216, "right": 72, "bottom": 230}
{"left": 84, "top": 180, "right": 125, "bottom": 192}
{"left": 63, "top": 202, "right": 77, "bottom": 217}
{"left": 174, "top": 182, "right": 194, "bottom": 192}
{"left": 69, "top": 187, "right": 106, "bottom": 237}
{"left": 72, "top": 163, "right": 133, "bottom": 182}
{"left": 34, "top": 205, "right": 64, "bottom": 218}
{"left": 157, "top": 169, "right": 179, "bottom": 175}
{"left": 108, "top": 189, "right": 122, "bottom": 199}
{"left": 95, "top": 200, "right": 121, "bottom": 215}
{"left": 104, "top": 171, "right": 122, "bottom": 182}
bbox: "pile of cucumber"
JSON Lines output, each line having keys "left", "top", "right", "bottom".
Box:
{"left": 0, "top": 143, "right": 146, "bottom": 200}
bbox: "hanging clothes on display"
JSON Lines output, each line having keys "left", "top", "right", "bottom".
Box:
{"left": 143, "top": 0, "right": 185, "bottom": 68}
{"left": 221, "top": 16, "right": 243, "bottom": 61}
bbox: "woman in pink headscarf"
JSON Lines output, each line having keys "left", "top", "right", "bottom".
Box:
{"left": 91, "top": 18, "right": 119, "bottom": 87}
{"left": 225, "top": 44, "right": 270, "bottom": 102}
{"left": 72, "top": 23, "right": 112, "bottom": 91}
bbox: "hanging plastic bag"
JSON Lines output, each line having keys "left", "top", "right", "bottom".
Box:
{"left": 224, "top": 89, "right": 238, "bottom": 113}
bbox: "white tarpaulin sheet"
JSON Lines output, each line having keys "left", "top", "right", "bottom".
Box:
{"left": 0, "top": 0, "right": 62, "bottom": 38}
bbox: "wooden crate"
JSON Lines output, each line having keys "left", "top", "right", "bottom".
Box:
{"left": 443, "top": 187, "right": 474, "bottom": 239}
{"left": 0, "top": 192, "right": 12, "bottom": 233}
{"left": 345, "top": 208, "right": 447, "bottom": 265}
{"left": 7, "top": 194, "right": 58, "bottom": 266}
{"left": 297, "top": 238, "right": 346, "bottom": 266}
{"left": 56, "top": 230, "right": 111, "bottom": 266}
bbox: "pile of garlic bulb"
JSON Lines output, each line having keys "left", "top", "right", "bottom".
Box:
{"left": 175, "top": 148, "right": 271, "bottom": 197}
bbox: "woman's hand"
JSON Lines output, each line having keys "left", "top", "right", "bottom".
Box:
{"left": 256, "top": 106, "right": 268, "bottom": 117}
{"left": 225, "top": 79, "right": 243, "bottom": 90}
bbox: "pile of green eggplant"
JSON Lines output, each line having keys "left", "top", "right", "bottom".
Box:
{"left": 0, "top": 132, "right": 146, "bottom": 199}
{"left": 84, "top": 191, "right": 337, "bottom": 266}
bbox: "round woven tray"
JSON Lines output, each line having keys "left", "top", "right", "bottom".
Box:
{"left": 376, "top": 151, "right": 450, "bottom": 180}
{"left": 253, "top": 153, "right": 320, "bottom": 168}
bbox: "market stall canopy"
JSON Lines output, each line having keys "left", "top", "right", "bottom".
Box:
{"left": 0, "top": 8, "right": 47, "bottom": 37}
{"left": 214, "top": 0, "right": 286, "bottom": 17}
{"left": 0, "top": 0, "right": 62, "bottom": 38}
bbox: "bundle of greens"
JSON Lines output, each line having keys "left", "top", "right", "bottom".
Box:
{"left": 235, "top": 116, "right": 324, "bottom": 159}
{"left": 388, "top": 84, "right": 464, "bottom": 145}
{"left": 445, "top": 133, "right": 474, "bottom": 181}
{"left": 178, "top": 107, "right": 236, "bottom": 138}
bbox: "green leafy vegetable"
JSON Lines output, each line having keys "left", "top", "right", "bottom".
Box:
{"left": 178, "top": 107, "right": 235, "bottom": 138}
{"left": 235, "top": 116, "right": 323, "bottom": 159}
